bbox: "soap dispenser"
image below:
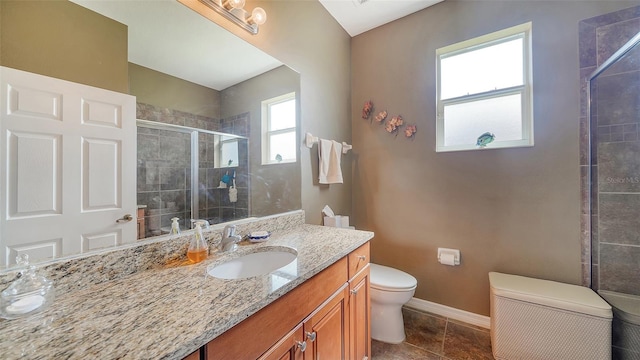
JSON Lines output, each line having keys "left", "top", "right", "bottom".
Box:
{"left": 170, "top": 217, "right": 181, "bottom": 235}
{"left": 187, "top": 220, "right": 208, "bottom": 263}
{"left": 0, "top": 254, "right": 55, "bottom": 320}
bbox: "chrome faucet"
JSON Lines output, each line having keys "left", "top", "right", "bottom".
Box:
{"left": 220, "top": 225, "right": 241, "bottom": 252}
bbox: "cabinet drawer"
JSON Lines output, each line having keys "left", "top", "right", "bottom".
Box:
{"left": 348, "top": 242, "right": 370, "bottom": 280}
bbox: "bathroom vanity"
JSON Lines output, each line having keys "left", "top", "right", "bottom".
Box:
{"left": 0, "top": 214, "right": 373, "bottom": 360}
{"left": 206, "top": 241, "right": 370, "bottom": 360}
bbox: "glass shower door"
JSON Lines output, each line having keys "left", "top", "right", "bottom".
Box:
{"left": 590, "top": 37, "right": 640, "bottom": 296}
{"left": 137, "top": 125, "right": 192, "bottom": 237}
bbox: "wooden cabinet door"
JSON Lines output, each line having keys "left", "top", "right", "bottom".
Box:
{"left": 183, "top": 349, "right": 200, "bottom": 360}
{"left": 349, "top": 265, "right": 371, "bottom": 360}
{"left": 259, "top": 324, "right": 305, "bottom": 360}
{"left": 304, "top": 284, "right": 349, "bottom": 360}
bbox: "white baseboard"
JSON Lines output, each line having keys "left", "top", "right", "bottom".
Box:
{"left": 405, "top": 297, "right": 491, "bottom": 329}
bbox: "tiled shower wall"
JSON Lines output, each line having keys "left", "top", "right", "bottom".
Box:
{"left": 579, "top": 8, "right": 640, "bottom": 360}
{"left": 579, "top": 5, "right": 640, "bottom": 295}
{"left": 198, "top": 113, "right": 250, "bottom": 225}
{"left": 136, "top": 103, "right": 249, "bottom": 236}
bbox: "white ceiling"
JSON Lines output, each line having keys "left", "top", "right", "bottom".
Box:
{"left": 71, "top": 0, "right": 282, "bottom": 91}
{"left": 319, "top": 0, "right": 444, "bottom": 37}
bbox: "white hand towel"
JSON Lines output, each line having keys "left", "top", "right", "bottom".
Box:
{"left": 318, "top": 139, "right": 332, "bottom": 184}
{"left": 318, "top": 139, "right": 343, "bottom": 184}
{"left": 229, "top": 180, "right": 237, "bottom": 203}
{"left": 229, "top": 186, "right": 237, "bottom": 203}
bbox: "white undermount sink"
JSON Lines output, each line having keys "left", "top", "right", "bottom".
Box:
{"left": 207, "top": 248, "right": 297, "bottom": 280}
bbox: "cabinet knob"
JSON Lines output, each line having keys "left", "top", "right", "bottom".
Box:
{"left": 305, "top": 331, "right": 316, "bottom": 342}
{"left": 296, "top": 340, "right": 307, "bottom": 352}
{"left": 350, "top": 289, "right": 358, "bottom": 295}
{"left": 357, "top": 255, "right": 366, "bottom": 261}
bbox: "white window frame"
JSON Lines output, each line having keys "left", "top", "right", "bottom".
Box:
{"left": 436, "top": 22, "right": 533, "bottom": 152}
{"left": 261, "top": 92, "right": 297, "bottom": 164}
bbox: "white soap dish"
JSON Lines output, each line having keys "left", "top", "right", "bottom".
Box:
{"left": 248, "top": 231, "right": 271, "bottom": 242}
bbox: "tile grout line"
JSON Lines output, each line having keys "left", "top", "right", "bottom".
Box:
{"left": 400, "top": 341, "right": 443, "bottom": 359}
{"left": 441, "top": 317, "right": 449, "bottom": 357}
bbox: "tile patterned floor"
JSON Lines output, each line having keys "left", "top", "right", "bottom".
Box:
{"left": 371, "top": 307, "right": 494, "bottom": 360}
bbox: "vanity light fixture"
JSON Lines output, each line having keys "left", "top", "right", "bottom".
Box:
{"left": 199, "top": 0, "right": 266, "bottom": 35}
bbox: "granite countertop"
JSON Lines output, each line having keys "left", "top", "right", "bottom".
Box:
{"left": 0, "top": 224, "right": 373, "bottom": 360}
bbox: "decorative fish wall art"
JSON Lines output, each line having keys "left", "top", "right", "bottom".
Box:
{"left": 476, "top": 132, "right": 496, "bottom": 147}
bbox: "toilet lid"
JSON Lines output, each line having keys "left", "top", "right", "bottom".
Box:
{"left": 370, "top": 263, "right": 417, "bottom": 291}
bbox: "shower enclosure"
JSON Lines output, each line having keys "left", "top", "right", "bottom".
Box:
{"left": 136, "top": 120, "right": 249, "bottom": 238}
{"left": 588, "top": 30, "right": 640, "bottom": 359}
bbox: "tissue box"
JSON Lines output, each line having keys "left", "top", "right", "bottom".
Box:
{"left": 324, "top": 215, "right": 349, "bottom": 228}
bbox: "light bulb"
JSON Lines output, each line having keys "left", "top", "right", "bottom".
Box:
{"left": 224, "top": 0, "right": 245, "bottom": 10}
{"left": 249, "top": 7, "right": 267, "bottom": 25}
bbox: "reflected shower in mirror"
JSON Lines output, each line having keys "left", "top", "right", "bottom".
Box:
{"left": 136, "top": 119, "right": 249, "bottom": 238}
{"left": 77, "top": 0, "right": 303, "bottom": 239}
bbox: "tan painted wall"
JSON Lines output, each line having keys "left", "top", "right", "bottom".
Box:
{"left": 181, "top": 0, "right": 353, "bottom": 225}
{"left": 254, "top": 0, "right": 352, "bottom": 225}
{"left": 129, "top": 63, "right": 221, "bottom": 119}
{"left": 220, "top": 65, "right": 302, "bottom": 216}
{"left": 351, "top": 1, "right": 638, "bottom": 315}
{"left": 0, "top": 0, "right": 128, "bottom": 93}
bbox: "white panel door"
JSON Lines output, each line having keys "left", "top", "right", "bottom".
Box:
{"left": 0, "top": 66, "right": 137, "bottom": 267}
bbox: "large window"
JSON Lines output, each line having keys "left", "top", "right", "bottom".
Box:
{"left": 436, "top": 22, "right": 533, "bottom": 152}
{"left": 262, "top": 92, "right": 297, "bottom": 164}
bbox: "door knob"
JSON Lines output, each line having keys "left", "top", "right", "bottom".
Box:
{"left": 116, "top": 214, "right": 133, "bottom": 223}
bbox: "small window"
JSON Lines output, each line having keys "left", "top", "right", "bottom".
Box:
{"left": 219, "top": 136, "right": 239, "bottom": 168}
{"left": 436, "top": 22, "right": 533, "bottom": 152}
{"left": 213, "top": 134, "right": 240, "bottom": 168}
{"left": 262, "top": 92, "right": 297, "bottom": 164}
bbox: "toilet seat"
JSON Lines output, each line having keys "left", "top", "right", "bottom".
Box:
{"left": 370, "top": 263, "right": 417, "bottom": 292}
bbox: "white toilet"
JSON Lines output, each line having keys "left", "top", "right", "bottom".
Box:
{"left": 370, "top": 263, "right": 418, "bottom": 344}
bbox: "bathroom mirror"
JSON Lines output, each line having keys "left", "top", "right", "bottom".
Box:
{"left": 0, "top": 0, "right": 301, "bottom": 269}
